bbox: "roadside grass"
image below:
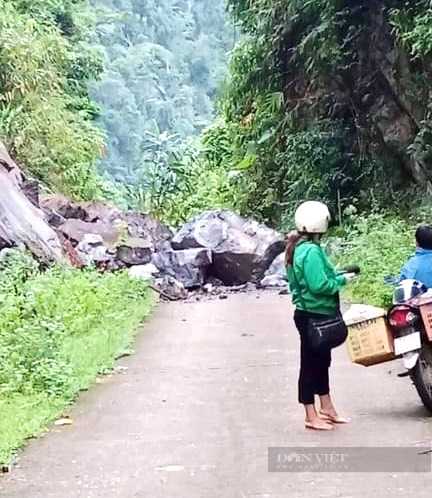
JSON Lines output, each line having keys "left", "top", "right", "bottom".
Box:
{"left": 336, "top": 214, "right": 414, "bottom": 307}
{"left": 0, "top": 252, "right": 155, "bottom": 464}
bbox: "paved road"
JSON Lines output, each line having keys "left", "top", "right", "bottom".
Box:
{"left": 1, "top": 292, "right": 432, "bottom": 497}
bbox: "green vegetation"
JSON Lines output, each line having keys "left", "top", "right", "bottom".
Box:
{"left": 0, "top": 252, "right": 154, "bottom": 464}
{"left": 188, "top": 0, "right": 432, "bottom": 227}
{"left": 335, "top": 215, "right": 414, "bottom": 307}
{"left": 123, "top": 133, "right": 237, "bottom": 226}
{"left": 0, "top": 0, "right": 106, "bottom": 199}
{"left": 91, "top": 0, "right": 233, "bottom": 185}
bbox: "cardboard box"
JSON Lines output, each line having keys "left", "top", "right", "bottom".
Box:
{"left": 415, "top": 294, "right": 432, "bottom": 342}
{"left": 343, "top": 305, "right": 396, "bottom": 366}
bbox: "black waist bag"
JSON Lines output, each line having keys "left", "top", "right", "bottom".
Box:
{"left": 307, "top": 313, "right": 348, "bottom": 351}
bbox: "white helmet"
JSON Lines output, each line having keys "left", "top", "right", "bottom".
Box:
{"left": 295, "top": 201, "right": 330, "bottom": 234}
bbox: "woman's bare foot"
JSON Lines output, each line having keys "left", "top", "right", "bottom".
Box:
{"left": 318, "top": 409, "right": 350, "bottom": 424}
{"left": 319, "top": 394, "right": 350, "bottom": 424}
{"left": 304, "top": 403, "right": 334, "bottom": 430}
{"left": 305, "top": 417, "right": 334, "bottom": 431}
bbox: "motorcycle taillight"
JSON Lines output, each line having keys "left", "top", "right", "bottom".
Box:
{"left": 389, "top": 307, "right": 417, "bottom": 328}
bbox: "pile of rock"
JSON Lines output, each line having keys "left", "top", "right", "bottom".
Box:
{"left": 0, "top": 141, "right": 288, "bottom": 300}
{"left": 47, "top": 203, "right": 288, "bottom": 298}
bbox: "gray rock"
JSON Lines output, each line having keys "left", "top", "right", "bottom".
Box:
{"left": 116, "top": 238, "right": 153, "bottom": 266}
{"left": 121, "top": 211, "right": 173, "bottom": 252}
{"left": 260, "top": 275, "right": 288, "bottom": 289}
{"left": 129, "top": 264, "right": 159, "bottom": 282}
{"left": 154, "top": 275, "right": 188, "bottom": 300}
{"left": 0, "top": 144, "right": 64, "bottom": 263}
{"left": 174, "top": 210, "right": 284, "bottom": 286}
{"left": 58, "top": 219, "right": 120, "bottom": 246}
{"left": 152, "top": 248, "right": 212, "bottom": 288}
{"left": 265, "top": 252, "right": 285, "bottom": 277}
{"left": 172, "top": 212, "right": 226, "bottom": 250}
{"left": 260, "top": 253, "right": 288, "bottom": 289}
{"left": 76, "top": 234, "right": 111, "bottom": 265}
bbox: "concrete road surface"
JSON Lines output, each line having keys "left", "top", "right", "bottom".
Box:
{"left": 1, "top": 292, "right": 432, "bottom": 497}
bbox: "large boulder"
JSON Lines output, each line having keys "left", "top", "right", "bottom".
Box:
{"left": 152, "top": 248, "right": 212, "bottom": 288}
{"left": 260, "top": 252, "right": 287, "bottom": 288}
{"left": 40, "top": 194, "right": 88, "bottom": 221}
{"left": 116, "top": 238, "right": 153, "bottom": 266}
{"left": 0, "top": 142, "right": 64, "bottom": 262}
{"left": 58, "top": 219, "right": 120, "bottom": 246}
{"left": 121, "top": 211, "right": 173, "bottom": 252}
{"left": 173, "top": 211, "right": 285, "bottom": 285}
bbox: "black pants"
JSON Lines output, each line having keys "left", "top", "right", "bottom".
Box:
{"left": 294, "top": 309, "right": 332, "bottom": 405}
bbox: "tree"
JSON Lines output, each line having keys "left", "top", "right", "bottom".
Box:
{"left": 90, "top": 0, "right": 233, "bottom": 184}
{"left": 0, "top": 0, "right": 105, "bottom": 199}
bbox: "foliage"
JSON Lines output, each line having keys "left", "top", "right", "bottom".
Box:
{"left": 125, "top": 126, "right": 237, "bottom": 227}
{"left": 336, "top": 215, "right": 414, "bottom": 307}
{"left": 0, "top": 251, "right": 154, "bottom": 463}
{"left": 201, "top": 0, "right": 432, "bottom": 227}
{"left": 90, "top": 0, "right": 233, "bottom": 184}
{"left": 390, "top": 1, "right": 432, "bottom": 56}
{"left": 0, "top": 0, "right": 105, "bottom": 199}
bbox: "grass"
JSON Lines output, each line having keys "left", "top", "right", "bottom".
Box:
{"left": 0, "top": 252, "right": 155, "bottom": 464}
{"left": 335, "top": 214, "right": 415, "bottom": 307}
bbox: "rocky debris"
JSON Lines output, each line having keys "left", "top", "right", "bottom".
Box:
{"left": 121, "top": 211, "right": 172, "bottom": 252}
{"left": 173, "top": 211, "right": 284, "bottom": 285}
{"left": 76, "top": 234, "right": 111, "bottom": 265}
{"left": 154, "top": 275, "right": 188, "bottom": 300}
{"left": 0, "top": 140, "right": 290, "bottom": 300}
{"left": 260, "top": 253, "right": 287, "bottom": 289}
{"left": 152, "top": 248, "right": 212, "bottom": 288}
{"left": 0, "top": 142, "right": 64, "bottom": 263}
{"left": 58, "top": 219, "right": 120, "bottom": 247}
{"left": 129, "top": 263, "right": 159, "bottom": 281}
{"left": 116, "top": 238, "right": 153, "bottom": 266}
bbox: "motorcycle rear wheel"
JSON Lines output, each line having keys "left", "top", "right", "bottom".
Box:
{"left": 412, "top": 344, "right": 432, "bottom": 414}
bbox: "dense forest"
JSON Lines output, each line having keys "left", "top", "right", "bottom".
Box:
{"left": 208, "top": 0, "right": 432, "bottom": 227}
{"left": 2, "top": 0, "right": 432, "bottom": 227}
{"left": 90, "top": 0, "right": 233, "bottom": 184}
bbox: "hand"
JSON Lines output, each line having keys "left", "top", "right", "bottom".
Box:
{"left": 344, "top": 272, "right": 357, "bottom": 282}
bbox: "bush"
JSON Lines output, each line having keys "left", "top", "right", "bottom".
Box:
{"left": 0, "top": 251, "right": 154, "bottom": 463}
{"left": 0, "top": 0, "right": 104, "bottom": 199}
{"left": 336, "top": 214, "right": 414, "bottom": 307}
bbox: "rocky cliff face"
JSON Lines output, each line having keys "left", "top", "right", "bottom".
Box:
{"left": 335, "top": 3, "right": 431, "bottom": 191}
{"left": 276, "top": 1, "right": 432, "bottom": 195}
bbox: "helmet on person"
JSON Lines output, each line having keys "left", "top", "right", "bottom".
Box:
{"left": 393, "top": 279, "right": 427, "bottom": 304}
{"left": 295, "top": 201, "right": 331, "bottom": 234}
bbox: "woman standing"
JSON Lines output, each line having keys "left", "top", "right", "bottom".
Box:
{"left": 286, "top": 201, "right": 353, "bottom": 431}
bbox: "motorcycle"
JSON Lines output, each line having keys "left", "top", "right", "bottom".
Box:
{"left": 386, "top": 277, "right": 432, "bottom": 413}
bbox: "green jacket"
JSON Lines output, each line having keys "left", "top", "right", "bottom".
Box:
{"left": 286, "top": 241, "right": 346, "bottom": 316}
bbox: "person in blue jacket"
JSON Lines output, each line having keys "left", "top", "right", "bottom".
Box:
{"left": 400, "top": 225, "right": 432, "bottom": 288}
